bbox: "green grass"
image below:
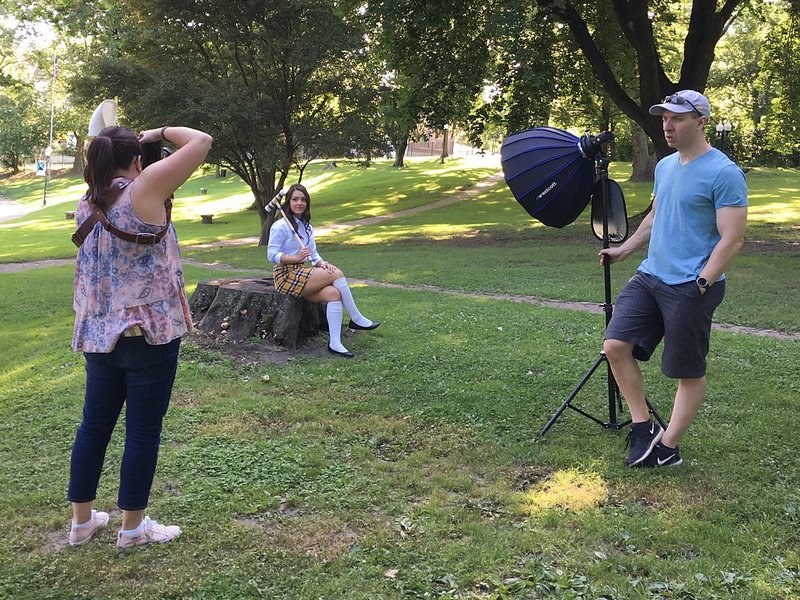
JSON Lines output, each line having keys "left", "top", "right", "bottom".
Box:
{"left": 181, "top": 163, "right": 800, "bottom": 333}
{"left": 1, "top": 159, "right": 799, "bottom": 599}
{"left": 0, "top": 157, "right": 499, "bottom": 263}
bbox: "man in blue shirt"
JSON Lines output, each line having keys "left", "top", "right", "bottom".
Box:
{"left": 599, "top": 90, "right": 748, "bottom": 468}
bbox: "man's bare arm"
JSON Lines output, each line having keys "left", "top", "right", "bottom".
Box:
{"left": 599, "top": 201, "right": 656, "bottom": 265}
{"left": 698, "top": 205, "right": 748, "bottom": 284}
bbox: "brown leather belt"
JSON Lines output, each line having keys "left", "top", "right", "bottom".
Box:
{"left": 122, "top": 325, "right": 144, "bottom": 337}
{"left": 71, "top": 178, "right": 173, "bottom": 248}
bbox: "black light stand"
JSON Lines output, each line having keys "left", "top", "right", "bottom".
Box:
{"left": 538, "top": 136, "right": 666, "bottom": 437}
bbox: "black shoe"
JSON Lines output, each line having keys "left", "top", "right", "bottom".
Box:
{"left": 327, "top": 345, "right": 354, "bottom": 358}
{"left": 348, "top": 319, "right": 380, "bottom": 331}
{"left": 624, "top": 421, "right": 663, "bottom": 467}
{"left": 635, "top": 442, "right": 683, "bottom": 468}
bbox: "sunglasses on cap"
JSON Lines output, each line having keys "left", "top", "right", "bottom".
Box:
{"left": 663, "top": 94, "right": 703, "bottom": 115}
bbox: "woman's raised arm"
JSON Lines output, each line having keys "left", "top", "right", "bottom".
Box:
{"left": 132, "top": 126, "right": 212, "bottom": 217}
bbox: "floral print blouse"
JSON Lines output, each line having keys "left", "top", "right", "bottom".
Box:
{"left": 72, "top": 179, "right": 192, "bottom": 352}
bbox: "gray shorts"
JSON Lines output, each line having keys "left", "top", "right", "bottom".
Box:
{"left": 604, "top": 272, "right": 725, "bottom": 379}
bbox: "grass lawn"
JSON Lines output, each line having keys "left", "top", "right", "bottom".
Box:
{"left": 0, "top": 157, "right": 499, "bottom": 263}
{"left": 1, "top": 158, "right": 799, "bottom": 599}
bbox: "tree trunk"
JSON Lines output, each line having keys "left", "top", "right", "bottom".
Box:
{"left": 70, "top": 134, "right": 85, "bottom": 175}
{"left": 439, "top": 127, "right": 449, "bottom": 164}
{"left": 249, "top": 177, "right": 274, "bottom": 245}
{"left": 258, "top": 201, "right": 277, "bottom": 246}
{"left": 629, "top": 120, "right": 657, "bottom": 182}
{"left": 393, "top": 135, "right": 409, "bottom": 167}
{"left": 189, "top": 277, "right": 326, "bottom": 348}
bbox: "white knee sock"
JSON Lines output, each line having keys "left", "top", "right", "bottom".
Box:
{"left": 326, "top": 301, "right": 349, "bottom": 353}
{"left": 332, "top": 277, "right": 371, "bottom": 326}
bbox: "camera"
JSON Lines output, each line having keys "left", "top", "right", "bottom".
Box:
{"left": 141, "top": 141, "right": 172, "bottom": 169}
{"left": 141, "top": 141, "right": 163, "bottom": 169}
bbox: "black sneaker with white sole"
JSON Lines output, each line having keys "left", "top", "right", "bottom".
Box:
{"left": 624, "top": 420, "right": 663, "bottom": 467}
{"left": 636, "top": 442, "right": 683, "bottom": 468}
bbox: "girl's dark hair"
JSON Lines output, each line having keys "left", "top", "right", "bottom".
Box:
{"left": 280, "top": 183, "right": 312, "bottom": 237}
{"left": 84, "top": 126, "right": 141, "bottom": 211}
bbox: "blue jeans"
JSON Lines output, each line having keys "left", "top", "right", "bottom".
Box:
{"left": 68, "top": 336, "right": 181, "bottom": 510}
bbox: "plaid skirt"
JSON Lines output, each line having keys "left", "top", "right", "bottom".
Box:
{"left": 273, "top": 264, "right": 313, "bottom": 298}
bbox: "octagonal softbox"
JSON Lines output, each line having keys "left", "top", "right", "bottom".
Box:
{"left": 501, "top": 127, "right": 595, "bottom": 228}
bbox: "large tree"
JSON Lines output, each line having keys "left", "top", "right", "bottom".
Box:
{"left": 0, "top": 84, "right": 48, "bottom": 172}
{"left": 760, "top": 2, "right": 800, "bottom": 161}
{"left": 368, "top": 0, "right": 492, "bottom": 166}
{"left": 474, "top": 1, "right": 558, "bottom": 139}
{"left": 536, "top": 0, "right": 748, "bottom": 160}
{"left": 68, "top": 0, "right": 372, "bottom": 243}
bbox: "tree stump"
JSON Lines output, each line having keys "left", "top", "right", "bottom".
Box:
{"left": 189, "top": 277, "right": 325, "bottom": 348}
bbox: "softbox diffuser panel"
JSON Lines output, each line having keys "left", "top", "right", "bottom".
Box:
{"left": 501, "top": 127, "right": 595, "bottom": 228}
{"left": 591, "top": 178, "right": 629, "bottom": 243}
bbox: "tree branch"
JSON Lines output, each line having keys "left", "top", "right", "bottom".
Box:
{"left": 537, "top": 0, "right": 646, "bottom": 127}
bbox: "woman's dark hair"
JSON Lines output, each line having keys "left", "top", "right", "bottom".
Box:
{"left": 84, "top": 126, "right": 141, "bottom": 211}
{"left": 280, "top": 183, "right": 312, "bottom": 237}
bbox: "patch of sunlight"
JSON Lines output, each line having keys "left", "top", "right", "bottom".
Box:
{"left": 330, "top": 196, "right": 409, "bottom": 216}
{"left": 320, "top": 222, "right": 483, "bottom": 244}
{"left": 418, "top": 163, "right": 494, "bottom": 178}
{"left": 0, "top": 353, "right": 78, "bottom": 389}
{"left": 410, "top": 181, "right": 457, "bottom": 194}
{"left": 13, "top": 184, "right": 86, "bottom": 207}
{"left": 522, "top": 468, "right": 608, "bottom": 513}
{"left": 408, "top": 154, "right": 499, "bottom": 171}
{"left": 0, "top": 362, "right": 35, "bottom": 386}
{"left": 300, "top": 171, "right": 341, "bottom": 190}
{"left": 0, "top": 217, "right": 76, "bottom": 232}
{"left": 172, "top": 192, "right": 254, "bottom": 218}
{"left": 460, "top": 155, "right": 501, "bottom": 169}
{"left": 747, "top": 202, "right": 800, "bottom": 223}
{"left": 42, "top": 186, "right": 89, "bottom": 206}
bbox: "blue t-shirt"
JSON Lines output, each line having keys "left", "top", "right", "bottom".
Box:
{"left": 639, "top": 148, "right": 747, "bottom": 285}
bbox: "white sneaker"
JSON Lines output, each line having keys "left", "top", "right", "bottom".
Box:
{"left": 116, "top": 516, "right": 181, "bottom": 550}
{"left": 69, "top": 509, "right": 110, "bottom": 546}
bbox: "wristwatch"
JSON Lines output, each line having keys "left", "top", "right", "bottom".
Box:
{"left": 696, "top": 276, "right": 710, "bottom": 290}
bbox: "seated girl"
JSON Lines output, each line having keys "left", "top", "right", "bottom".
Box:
{"left": 266, "top": 184, "right": 379, "bottom": 358}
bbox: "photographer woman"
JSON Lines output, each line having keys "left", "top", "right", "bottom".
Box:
{"left": 67, "top": 125, "right": 212, "bottom": 550}
{"left": 267, "top": 184, "right": 379, "bottom": 358}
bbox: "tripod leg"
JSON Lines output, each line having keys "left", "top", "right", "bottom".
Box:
{"left": 538, "top": 355, "right": 606, "bottom": 437}
{"left": 646, "top": 397, "right": 667, "bottom": 429}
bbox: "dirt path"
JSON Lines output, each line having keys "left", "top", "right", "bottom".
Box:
{"left": 0, "top": 199, "right": 37, "bottom": 224}
{"left": 181, "top": 260, "right": 799, "bottom": 341}
{"left": 1, "top": 255, "right": 797, "bottom": 341}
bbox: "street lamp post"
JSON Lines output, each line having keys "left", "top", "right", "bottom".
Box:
{"left": 43, "top": 53, "right": 57, "bottom": 207}
{"left": 42, "top": 146, "right": 52, "bottom": 207}
{"left": 715, "top": 120, "right": 732, "bottom": 154}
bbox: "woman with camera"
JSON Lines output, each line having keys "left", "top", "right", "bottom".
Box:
{"left": 267, "top": 184, "right": 379, "bottom": 358}
{"left": 68, "top": 125, "right": 212, "bottom": 550}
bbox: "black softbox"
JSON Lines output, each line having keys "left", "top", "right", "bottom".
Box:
{"left": 501, "top": 127, "right": 595, "bottom": 228}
